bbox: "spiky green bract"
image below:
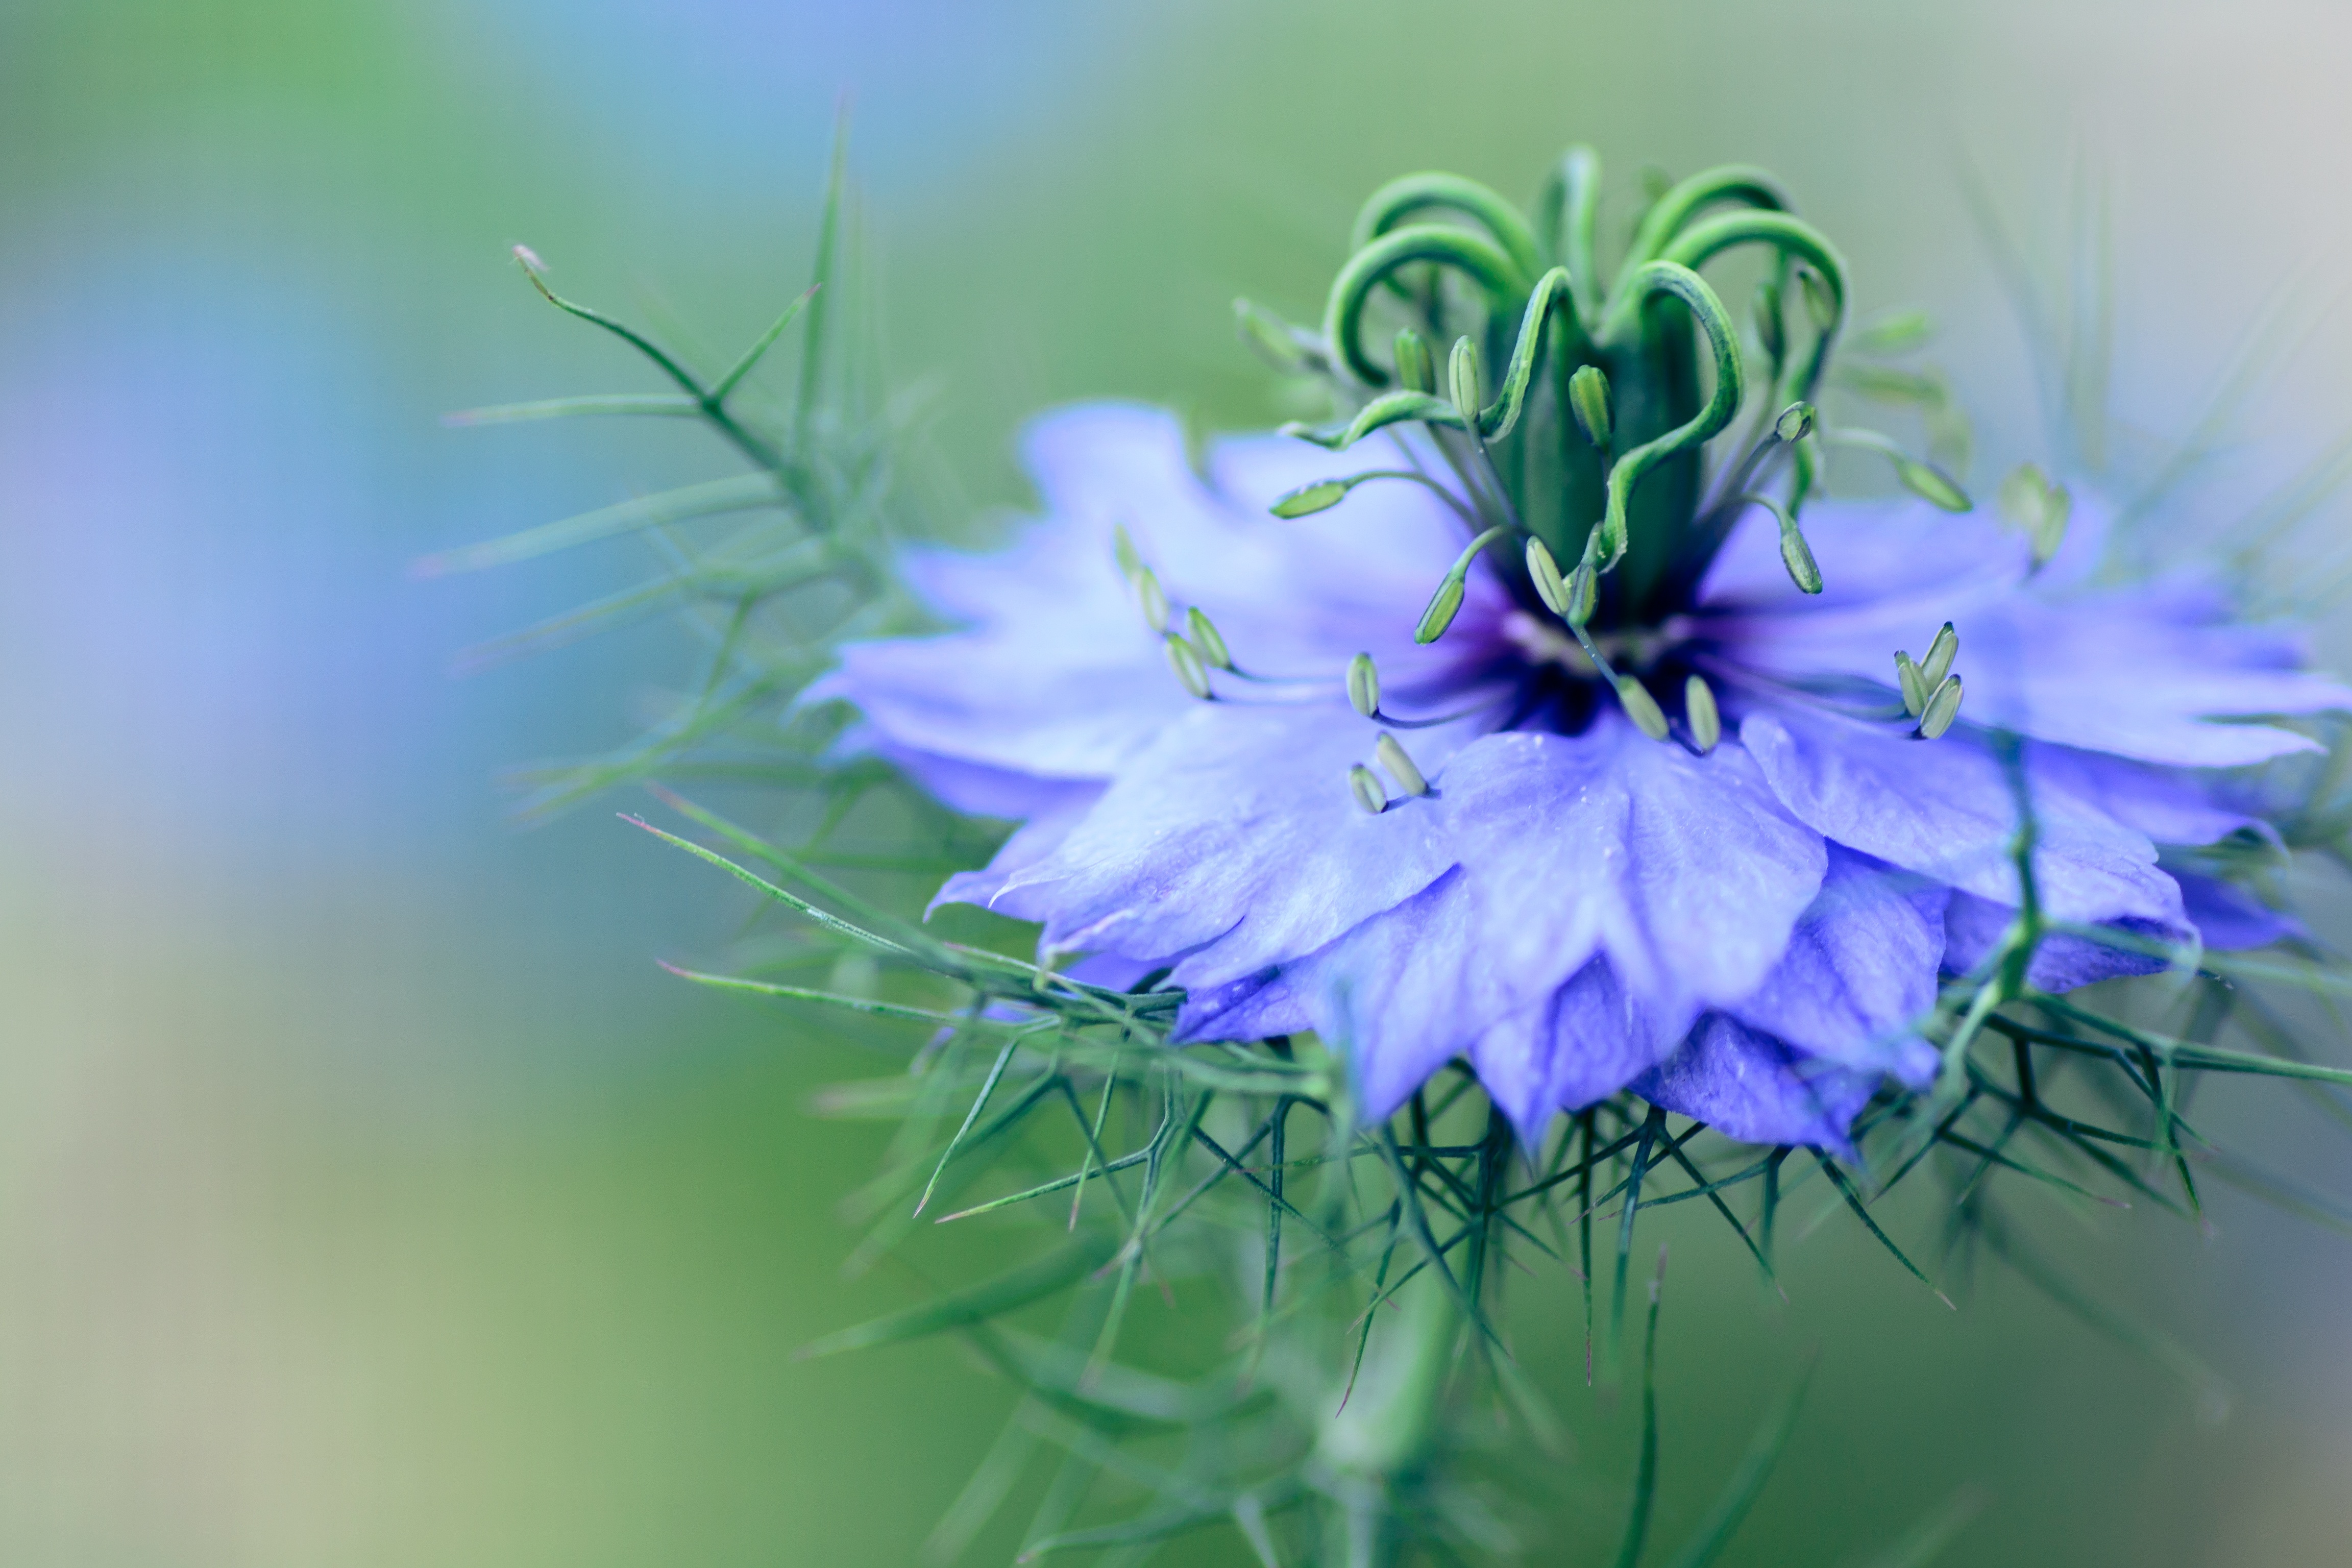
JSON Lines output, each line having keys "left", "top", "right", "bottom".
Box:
{"left": 620, "top": 712, "right": 2352, "bottom": 1564}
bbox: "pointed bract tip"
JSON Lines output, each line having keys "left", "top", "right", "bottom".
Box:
{"left": 511, "top": 243, "right": 545, "bottom": 272}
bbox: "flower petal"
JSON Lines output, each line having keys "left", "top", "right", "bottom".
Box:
{"left": 1725, "top": 846, "right": 1947, "bottom": 1073}
{"left": 1632, "top": 1015, "right": 1885, "bottom": 1154}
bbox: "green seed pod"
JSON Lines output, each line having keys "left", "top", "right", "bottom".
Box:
{"left": 1132, "top": 567, "right": 1170, "bottom": 632}
{"left": 1375, "top": 732, "right": 1429, "bottom": 796}
{"left": 1525, "top": 536, "right": 1569, "bottom": 618}
{"left": 1897, "top": 459, "right": 1971, "bottom": 513}
{"left": 1186, "top": 606, "right": 1232, "bottom": 670}
{"left": 1163, "top": 633, "right": 1211, "bottom": 700}
{"left": 1415, "top": 573, "right": 1466, "bottom": 645}
{"left": 1918, "top": 674, "right": 1964, "bottom": 740}
{"left": 1394, "top": 328, "right": 1434, "bottom": 395}
{"left": 1346, "top": 652, "right": 1380, "bottom": 718}
{"left": 1752, "top": 278, "right": 1786, "bottom": 366}
{"left": 1894, "top": 650, "right": 1928, "bottom": 717}
{"left": 1347, "top": 763, "right": 1387, "bottom": 816}
{"left": 1778, "top": 518, "right": 1823, "bottom": 595}
{"left": 1448, "top": 336, "right": 1485, "bottom": 431}
{"left": 1271, "top": 478, "right": 1351, "bottom": 518}
{"left": 1569, "top": 364, "right": 1613, "bottom": 449}
{"left": 1921, "top": 621, "right": 1958, "bottom": 689}
{"left": 1615, "top": 676, "right": 1671, "bottom": 742}
{"left": 1774, "top": 401, "right": 1816, "bottom": 444}
{"left": 1685, "top": 674, "right": 1721, "bottom": 754}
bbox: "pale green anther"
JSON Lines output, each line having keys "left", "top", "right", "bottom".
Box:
{"left": 1894, "top": 650, "right": 1928, "bottom": 717}
{"left": 1568, "top": 364, "right": 1613, "bottom": 449}
{"left": 1615, "top": 676, "right": 1671, "bottom": 742}
{"left": 1752, "top": 279, "right": 1786, "bottom": 365}
{"left": 1852, "top": 308, "right": 1931, "bottom": 354}
{"left": 1394, "top": 328, "right": 1434, "bottom": 395}
{"left": 1918, "top": 674, "right": 1964, "bottom": 740}
{"left": 1565, "top": 559, "right": 1598, "bottom": 626}
{"left": 1897, "top": 458, "right": 1971, "bottom": 512}
{"left": 1798, "top": 265, "right": 1837, "bottom": 332}
{"left": 1778, "top": 519, "right": 1823, "bottom": 595}
{"left": 1774, "top": 402, "right": 1815, "bottom": 443}
{"left": 1186, "top": 606, "right": 1232, "bottom": 670}
{"left": 1132, "top": 567, "right": 1170, "bottom": 632}
{"left": 1348, "top": 763, "right": 1387, "bottom": 816}
{"left": 1447, "top": 336, "right": 1485, "bottom": 431}
{"left": 1525, "top": 536, "right": 1569, "bottom": 618}
{"left": 1233, "top": 298, "right": 1309, "bottom": 374}
{"left": 1346, "top": 652, "right": 1380, "bottom": 718}
{"left": 1375, "top": 732, "right": 1429, "bottom": 796}
{"left": 1164, "top": 633, "right": 1212, "bottom": 700}
{"left": 1271, "top": 478, "right": 1351, "bottom": 518}
{"left": 2000, "top": 462, "right": 2071, "bottom": 566}
{"left": 1921, "top": 621, "right": 1958, "bottom": 688}
{"left": 1685, "top": 674, "right": 1721, "bottom": 754}
{"left": 1415, "top": 573, "right": 1466, "bottom": 645}
{"left": 1113, "top": 524, "right": 1142, "bottom": 577}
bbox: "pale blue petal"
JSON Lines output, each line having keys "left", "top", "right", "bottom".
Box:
{"left": 1632, "top": 1015, "right": 1883, "bottom": 1154}
{"left": 1725, "top": 846, "right": 1946, "bottom": 1073}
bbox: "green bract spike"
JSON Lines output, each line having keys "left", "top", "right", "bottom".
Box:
{"left": 1918, "top": 674, "right": 1964, "bottom": 739}
{"left": 1187, "top": 607, "right": 1233, "bottom": 670}
{"left": 1346, "top": 652, "right": 1381, "bottom": 718}
{"left": 1347, "top": 763, "right": 1388, "bottom": 815}
{"left": 1569, "top": 364, "right": 1613, "bottom": 449}
{"left": 1895, "top": 650, "right": 1928, "bottom": 717}
{"left": 1375, "top": 732, "right": 1429, "bottom": 796}
{"left": 1448, "top": 336, "right": 1485, "bottom": 431}
{"left": 1615, "top": 676, "right": 1671, "bottom": 742}
{"left": 1394, "top": 329, "right": 1434, "bottom": 394}
{"left": 1685, "top": 674, "right": 1722, "bottom": 754}
{"left": 1163, "top": 633, "right": 1212, "bottom": 699}
{"left": 1271, "top": 478, "right": 1352, "bottom": 518}
{"left": 1526, "top": 536, "right": 1570, "bottom": 617}
{"left": 1132, "top": 567, "right": 1171, "bottom": 632}
{"left": 1921, "top": 621, "right": 1958, "bottom": 689}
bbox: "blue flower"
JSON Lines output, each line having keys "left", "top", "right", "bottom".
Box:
{"left": 823, "top": 404, "right": 2346, "bottom": 1149}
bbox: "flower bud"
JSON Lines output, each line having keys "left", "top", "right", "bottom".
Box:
{"left": 1752, "top": 279, "right": 1786, "bottom": 365}
{"left": 1271, "top": 478, "right": 1351, "bottom": 518}
{"left": 1394, "top": 328, "right": 1434, "bottom": 394}
{"left": 1894, "top": 650, "right": 1928, "bottom": 717}
{"left": 1346, "top": 652, "right": 1380, "bottom": 718}
{"left": 1448, "top": 336, "right": 1485, "bottom": 430}
{"left": 1685, "top": 674, "right": 1721, "bottom": 754}
{"left": 1778, "top": 517, "right": 1823, "bottom": 595}
{"left": 1415, "top": 573, "right": 1466, "bottom": 645}
{"left": 1347, "top": 763, "right": 1387, "bottom": 815}
{"left": 1896, "top": 458, "right": 1970, "bottom": 513}
{"left": 1525, "top": 536, "right": 1569, "bottom": 618}
{"left": 1615, "top": 676, "right": 1670, "bottom": 742}
{"left": 1921, "top": 621, "right": 1958, "bottom": 689}
{"left": 1186, "top": 606, "right": 1233, "bottom": 670}
{"left": 1918, "top": 674, "right": 1964, "bottom": 740}
{"left": 1163, "top": 633, "right": 1212, "bottom": 700}
{"left": 1132, "top": 567, "right": 1171, "bottom": 632}
{"left": 1774, "top": 402, "right": 1815, "bottom": 444}
{"left": 1569, "top": 364, "right": 1613, "bottom": 449}
{"left": 1375, "top": 732, "right": 1428, "bottom": 796}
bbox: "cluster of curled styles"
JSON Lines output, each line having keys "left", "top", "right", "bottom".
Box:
{"left": 1123, "top": 151, "right": 1980, "bottom": 808}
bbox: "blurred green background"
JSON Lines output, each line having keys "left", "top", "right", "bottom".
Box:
{"left": 3, "top": 0, "right": 2350, "bottom": 1562}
